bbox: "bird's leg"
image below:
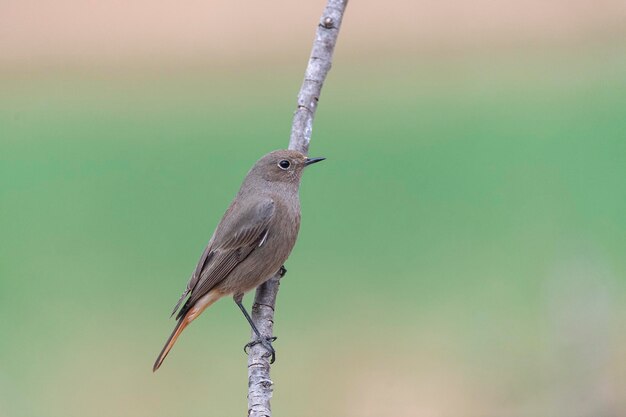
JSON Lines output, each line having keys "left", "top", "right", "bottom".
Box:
{"left": 233, "top": 292, "right": 277, "bottom": 364}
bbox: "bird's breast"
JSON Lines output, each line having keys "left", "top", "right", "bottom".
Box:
{"left": 266, "top": 198, "right": 301, "bottom": 255}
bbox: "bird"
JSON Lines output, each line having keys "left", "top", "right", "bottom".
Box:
{"left": 153, "top": 149, "right": 325, "bottom": 372}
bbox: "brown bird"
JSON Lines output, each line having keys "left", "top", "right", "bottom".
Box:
{"left": 153, "top": 149, "right": 325, "bottom": 371}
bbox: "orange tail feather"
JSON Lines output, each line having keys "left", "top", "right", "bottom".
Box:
{"left": 153, "top": 289, "right": 223, "bottom": 372}
{"left": 153, "top": 315, "right": 191, "bottom": 372}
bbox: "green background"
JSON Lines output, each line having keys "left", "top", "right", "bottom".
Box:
{"left": 1, "top": 43, "right": 625, "bottom": 416}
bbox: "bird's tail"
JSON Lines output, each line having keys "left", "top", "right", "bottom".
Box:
{"left": 153, "top": 314, "right": 190, "bottom": 372}
{"left": 153, "top": 288, "right": 223, "bottom": 372}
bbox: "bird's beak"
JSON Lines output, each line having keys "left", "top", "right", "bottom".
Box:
{"left": 305, "top": 157, "right": 326, "bottom": 166}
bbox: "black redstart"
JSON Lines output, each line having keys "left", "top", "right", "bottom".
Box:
{"left": 153, "top": 149, "right": 324, "bottom": 371}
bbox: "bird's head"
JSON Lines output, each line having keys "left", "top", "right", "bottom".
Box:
{"left": 248, "top": 149, "right": 325, "bottom": 185}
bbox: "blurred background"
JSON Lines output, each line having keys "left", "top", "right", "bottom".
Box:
{"left": 1, "top": 1, "right": 625, "bottom": 416}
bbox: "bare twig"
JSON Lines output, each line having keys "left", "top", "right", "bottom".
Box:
{"left": 246, "top": 1, "right": 348, "bottom": 416}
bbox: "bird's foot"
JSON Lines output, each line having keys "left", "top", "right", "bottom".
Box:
{"left": 278, "top": 265, "right": 287, "bottom": 277}
{"left": 244, "top": 336, "right": 278, "bottom": 363}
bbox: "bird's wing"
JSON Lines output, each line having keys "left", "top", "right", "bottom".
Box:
{"left": 172, "top": 198, "right": 275, "bottom": 319}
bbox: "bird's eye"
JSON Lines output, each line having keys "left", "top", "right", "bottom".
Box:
{"left": 278, "top": 160, "right": 291, "bottom": 170}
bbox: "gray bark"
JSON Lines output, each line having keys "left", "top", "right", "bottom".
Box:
{"left": 246, "top": 1, "right": 348, "bottom": 416}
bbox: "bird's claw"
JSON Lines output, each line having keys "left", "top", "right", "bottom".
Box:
{"left": 244, "top": 336, "right": 278, "bottom": 363}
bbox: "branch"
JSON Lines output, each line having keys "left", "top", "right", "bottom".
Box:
{"left": 246, "top": 1, "right": 348, "bottom": 416}
{"left": 288, "top": 0, "right": 348, "bottom": 155}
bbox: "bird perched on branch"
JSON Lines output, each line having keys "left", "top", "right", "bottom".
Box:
{"left": 153, "top": 149, "right": 325, "bottom": 372}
